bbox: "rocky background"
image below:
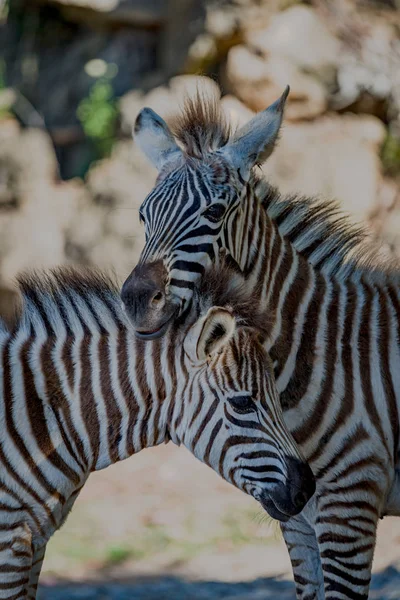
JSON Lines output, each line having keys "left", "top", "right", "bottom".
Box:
{"left": 1, "top": 0, "right": 400, "bottom": 323}
{"left": 1, "top": 0, "right": 400, "bottom": 597}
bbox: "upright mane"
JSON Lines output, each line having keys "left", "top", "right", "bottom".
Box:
{"left": 170, "top": 90, "right": 398, "bottom": 281}
{"left": 171, "top": 89, "right": 231, "bottom": 159}
{"left": 257, "top": 181, "right": 398, "bottom": 281}
{"left": 14, "top": 268, "right": 122, "bottom": 335}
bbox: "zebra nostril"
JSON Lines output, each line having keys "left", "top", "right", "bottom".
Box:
{"left": 151, "top": 291, "right": 163, "bottom": 305}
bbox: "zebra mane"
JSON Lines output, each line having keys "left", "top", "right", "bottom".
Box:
{"left": 171, "top": 89, "right": 231, "bottom": 159}
{"left": 14, "top": 268, "right": 122, "bottom": 334}
{"left": 17, "top": 267, "right": 119, "bottom": 304}
{"left": 257, "top": 180, "right": 398, "bottom": 280}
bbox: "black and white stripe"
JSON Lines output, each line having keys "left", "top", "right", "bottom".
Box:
{"left": 126, "top": 89, "right": 400, "bottom": 599}
{"left": 0, "top": 265, "right": 310, "bottom": 598}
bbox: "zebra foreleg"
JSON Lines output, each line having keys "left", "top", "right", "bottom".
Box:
{"left": 27, "top": 545, "right": 46, "bottom": 600}
{"left": 281, "top": 514, "right": 324, "bottom": 600}
{"left": 0, "top": 523, "right": 33, "bottom": 599}
{"left": 315, "top": 497, "right": 379, "bottom": 600}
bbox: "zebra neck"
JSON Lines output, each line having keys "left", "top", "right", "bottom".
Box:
{"left": 65, "top": 325, "right": 173, "bottom": 472}
{"left": 0, "top": 314, "right": 172, "bottom": 479}
{"left": 228, "top": 186, "right": 400, "bottom": 462}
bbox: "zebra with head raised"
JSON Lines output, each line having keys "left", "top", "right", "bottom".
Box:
{"left": 0, "top": 262, "right": 313, "bottom": 599}
{"left": 121, "top": 86, "right": 400, "bottom": 599}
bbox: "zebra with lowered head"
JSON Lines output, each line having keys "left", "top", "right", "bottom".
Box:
{"left": 122, "top": 85, "right": 400, "bottom": 599}
{"left": 0, "top": 262, "right": 314, "bottom": 599}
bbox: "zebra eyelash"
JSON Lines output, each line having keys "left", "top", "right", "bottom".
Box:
{"left": 228, "top": 395, "right": 256, "bottom": 414}
{"left": 202, "top": 203, "right": 226, "bottom": 223}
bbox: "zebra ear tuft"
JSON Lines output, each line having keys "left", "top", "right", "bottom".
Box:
{"left": 196, "top": 307, "right": 236, "bottom": 361}
{"left": 134, "top": 107, "right": 183, "bottom": 172}
{"left": 220, "top": 85, "right": 289, "bottom": 179}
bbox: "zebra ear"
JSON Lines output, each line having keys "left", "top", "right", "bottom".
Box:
{"left": 195, "top": 307, "right": 236, "bottom": 361}
{"left": 134, "top": 107, "right": 183, "bottom": 171}
{"left": 220, "top": 86, "right": 289, "bottom": 178}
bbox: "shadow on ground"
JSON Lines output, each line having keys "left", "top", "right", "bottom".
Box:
{"left": 39, "top": 574, "right": 293, "bottom": 599}
{"left": 38, "top": 566, "right": 400, "bottom": 600}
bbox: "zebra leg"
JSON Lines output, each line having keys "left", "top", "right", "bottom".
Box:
{"left": 315, "top": 496, "right": 379, "bottom": 599}
{"left": 27, "top": 545, "right": 46, "bottom": 599}
{"left": 0, "top": 523, "right": 33, "bottom": 599}
{"left": 281, "top": 514, "right": 324, "bottom": 600}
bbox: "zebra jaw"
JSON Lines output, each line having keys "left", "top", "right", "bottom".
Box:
{"left": 133, "top": 311, "right": 176, "bottom": 340}
{"left": 258, "top": 494, "right": 291, "bottom": 522}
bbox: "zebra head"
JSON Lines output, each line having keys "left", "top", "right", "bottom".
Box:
{"left": 177, "top": 302, "right": 315, "bottom": 521}
{"left": 121, "top": 86, "right": 289, "bottom": 339}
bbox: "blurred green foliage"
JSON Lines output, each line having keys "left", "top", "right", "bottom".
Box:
{"left": 104, "top": 545, "right": 134, "bottom": 566}
{"left": 0, "top": 0, "right": 9, "bottom": 21}
{"left": 0, "top": 59, "right": 13, "bottom": 120}
{"left": 76, "top": 78, "right": 118, "bottom": 157}
{"left": 381, "top": 130, "right": 400, "bottom": 177}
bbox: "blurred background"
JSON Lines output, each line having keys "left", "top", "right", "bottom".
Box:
{"left": 1, "top": 0, "right": 400, "bottom": 597}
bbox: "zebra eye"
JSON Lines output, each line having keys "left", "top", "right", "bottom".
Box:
{"left": 228, "top": 395, "right": 255, "bottom": 414}
{"left": 203, "top": 203, "right": 226, "bottom": 223}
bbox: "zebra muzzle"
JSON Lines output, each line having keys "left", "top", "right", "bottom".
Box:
{"left": 121, "top": 259, "right": 179, "bottom": 338}
{"left": 258, "top": 457, "right": 316, "bottom": 521}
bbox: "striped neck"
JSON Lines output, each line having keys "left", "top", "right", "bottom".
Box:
{"left": 0, "top": 285, "right": 182, "bottom": 479}
{"left": 222, "top": 179, "right": 400, "bottom": 464}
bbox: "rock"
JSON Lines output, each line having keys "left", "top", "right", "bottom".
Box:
{"left": 0, "top": 179, "right": 85, "bottom": 285}
{"left": 0, "top": 123, "right": 82, "bottom": 288}
{"left": 221, "top": 95, "right": 255, "bottom": 129}
{"left": 225, "top": 45, "right": 327, "bottom": 120}
{"left": 380, "top": 206, "right": 400, "bottom": 258}
{"left": 0, "top": 121, "right": 150, "bottom": 293}
{"left": 0, "top": 115, "right": 19, "bottom": 141}
{"left": 335, "top": 20, "right": 395, "bottom": 109}
{"left": 186, "top": 34, "right": 218, "bottom": 74}
{"left": 225, "top": 4, "right": 342, "bottom": 120}
{"left": 317, "top": 1, "right": 400, "bottom": 118}
{"left": 206, "top": 5, "right": 238, "bottom": 40}
{"left": 66, "top": 138, "right": 154, "bottom": 276}
{"left": 262, "top": 114, "right": 386, "bottom": 224}
{"left": 225, "top": 5, "right": 343, "bottom": 120}
{"left": 378, "top": 179, "right": 400, "bottom": 213}
{"left": 0, "top": 126, "right": 59, "bottom": 203}
{"left": 205, "top": 0, "right": 303, "bottom": 41}
{"left": 248, "top": 6, "right": 340, "bottom": 80}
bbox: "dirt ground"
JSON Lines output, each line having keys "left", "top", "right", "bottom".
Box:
{"left": 38, "top": 443, "right": 400, "bottom": 598}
